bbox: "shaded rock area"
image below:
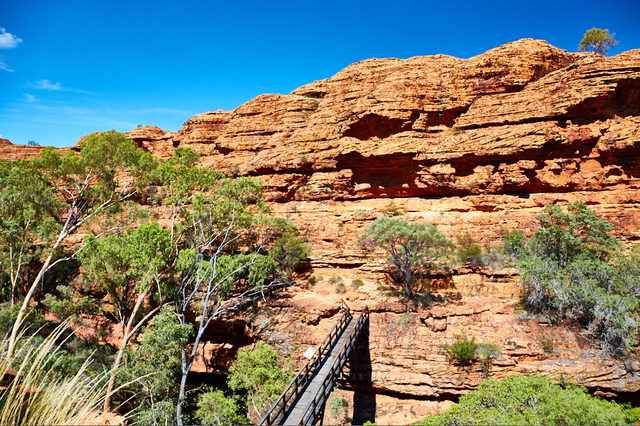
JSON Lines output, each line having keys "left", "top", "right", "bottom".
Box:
{"left": 4, "top": 39, "right": 640, "bottom": 424}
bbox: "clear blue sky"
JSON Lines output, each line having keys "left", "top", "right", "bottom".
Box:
{"left": 1, "top": 0, "right": 639, "bottom": 147}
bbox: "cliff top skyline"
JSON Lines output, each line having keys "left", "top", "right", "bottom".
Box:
{"left": 2, "top": 0, "right": 639, "bottom": 148}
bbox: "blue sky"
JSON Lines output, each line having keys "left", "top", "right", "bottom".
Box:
{"left": 1, "top": 0, "right": 639, "bottom": 148}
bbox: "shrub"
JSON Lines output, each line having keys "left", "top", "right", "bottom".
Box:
{"left": 417, "top": 375, "right": 631, "bottom": 425}
{"left": 441, "top": 332, "right": 477, "bottom": 366}
{"left": 350, "top": 279, "right": 364, "bottom": 290}
{"left": 335, "top": 282, "right": 347, "bottom": 293}
{"left": 329, "top": 393, "right": 349, "bottom": 424}
{"left": 441, "top": 333, "right": 500, "bottom": 376}
{"left": 270, "top": 234, "right": 308, "bottom": 273}
{"left": 194, "top": 389, "right": 248, "bottom": 426}
{"left": 456, "top": 233, "right": 483, "bottom": 267}
{"left": 540, "top": 331, "right": 554, "bottom": 353}
{"left": 514, "top": 201, "right": 639, "bottom": 357}
{"left": 308, "top": 276, "right": 321, "bottom": 286}
{"left": 501, "top": 229, "right": 526, "bottom": 261}
{"left": 383, "top": 201, "right": 403, "bottom": 216}
{"left": 328, "top": 276, "right": 343, "bottom": 284}
{"left": 227, "top": 342, "right": 294, "bottom": 420}
{"left": 476, "top": 342, "right": 500, "bottom": 378}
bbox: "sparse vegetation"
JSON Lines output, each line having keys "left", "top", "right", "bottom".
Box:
{"left": 540, "top": 331, "right": 555, "bottom": 353}
{"left": 441, "top": 332, "right": 500, "bottom": 377}
{"left": 350, "top": 278, "right": 364, "bottom": 290}
{"left": 361, "top": 217, "right": 453, "bottom": 298}
{"left": 511, "top": 201, "right": 640, "bottom": 358}
{"left": 335, "top": 282, "right": 347, "bottom": 293}
{"left": 382, "top": 200, "right": 403, "bottom": 216}
{"left": 456, "top": 233, "right": 483, "bottom": 267}
{"left": 441, "top": 332, "right": 478, "bottom": 366}
{"left": 329, "top": 393, "right": 349, "bottom": 425}
{"left": 578, "top": 27, "right": 618, "bottom": 55}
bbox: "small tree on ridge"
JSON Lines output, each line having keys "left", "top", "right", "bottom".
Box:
{"left": 578, "top": 27, "right": 618, "bottom": 56}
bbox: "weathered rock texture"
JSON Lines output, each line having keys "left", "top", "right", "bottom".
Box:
{"left": 127, "top": 39, "right": 639, "bottom": 424}
{"left": 4, "top": 39, "right": 640, "bottom": 424}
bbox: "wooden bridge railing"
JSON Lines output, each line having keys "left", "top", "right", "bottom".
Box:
{"left": 295, "top": 305, "right": 369, "bottom": 425}
{"left": 258, "top": 300, "right": 353, "bottom": 425}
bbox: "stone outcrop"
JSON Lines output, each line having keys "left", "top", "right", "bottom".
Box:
{"left": 141, "top": 38, "right": 638, "bottom": 423}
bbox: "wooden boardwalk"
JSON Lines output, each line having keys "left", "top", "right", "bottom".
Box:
{"left": 259, "top": 302, "right": 369, "bottom": 425}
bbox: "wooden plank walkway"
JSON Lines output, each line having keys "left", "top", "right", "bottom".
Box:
{"left": 279, "top": 317, "right": 360, "bottom": 425}
{"left": 259, "top": 303, "right": 369, "bottom": 425}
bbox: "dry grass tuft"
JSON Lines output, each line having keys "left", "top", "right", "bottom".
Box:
{"left": 0, "top": 321, "right": 110, "bottom": 425}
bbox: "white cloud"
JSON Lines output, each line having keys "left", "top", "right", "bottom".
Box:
{"left": 0, "top": 28, "right": 22, "bottom": 50}
{"left": 23, "top": 93, "right": 36, "bottom": 102}
{"left": 0, "top": 58, "right": 13, "bottom": 72}
{"left": 32, "top": 79, "right": 94, "bottom": 94}
{"left": 35, "top": 79, "right": 64, "bottom": 90}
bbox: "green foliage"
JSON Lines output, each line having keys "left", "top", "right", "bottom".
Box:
{"left": 540, "top": 331, "right": 554, "bottom": 353}
{"left": 0, "top": 303, "right": 46, "bottom": 336}
{"left": 44, "top": 285, "right": 102, "bottom": 319}
{"left": 528, "top": 202, "right": 617, "bottom": 267}
{"left": 335, "top": 282, "right": 347, "bottom": 293}
{"left": 328, "top": 393, "right": 349, "bottom": 424}
{"left": 307, "top": 276, "right": 321, "bottom": 286}
{"left": 227, "top": 342, "right": 294, "bottom": 420}
{"left": 476, "top": 342, "right": 501, "bottom": 378}
{"left": 441, "top": 332, "right": 500, "bottom": 377}
{"left": 350, "top": 278, "right": 364, "bottom": 290}
{"left": 501, "top": 229, "right": 526, "bottom": 261}
{"left": 417, "top": 375, "right": 630, "bottom": 425}
{"left": 456, "top": 233, "right": 483, "bottom": 267}
{"left": 441, "top": 332, "right": 477, "bottom": 366}
{"left": 117, "top": 306, "right": 193, "bottom": 425}
{"left": 361, "top": 217, "right": 453, "bottom": 297}
{"left": 578, "top": 27, "right": 619, "bottom": 55}
{"left": 0, "top": 159, "right": 61, "bottom": 303}
{"left": 513, "top": 201, "right": 639, "bottom": 357}
{"left": 80, "top": 222, "right": 173, "bottom": 325}
{"left": 383, "top": 200, "right": 403, "bottom": 216}
{"left": 194, "top": 389, "right": 248, "bottom": 425}
{"left": 269, "top": 234, "right": 308, "bottom": 273}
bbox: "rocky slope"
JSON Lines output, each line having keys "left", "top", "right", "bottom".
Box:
{"left": 4, "top": 38, "right": 640, "bottom": 424}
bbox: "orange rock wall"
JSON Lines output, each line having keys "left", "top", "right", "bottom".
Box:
{"left": 4, "top": 38, "right": 640, "bottom": 424}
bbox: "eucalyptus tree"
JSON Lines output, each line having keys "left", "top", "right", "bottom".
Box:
{"left": 80, "top": 222, "right": 176, "bottom": 411}
{"left": 173, "top": 177, "right": 304, "bottom": 425}
{"left": 0, "top": 160, "right": 59, "bottom": 305}
{"left": 360, "top": 217, "right": 454, "bottom": 297}
{"left": 6, "top": 130, "right": 154, "bottom": 358}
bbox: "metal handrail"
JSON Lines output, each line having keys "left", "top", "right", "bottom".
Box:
{"left": 258, "top": 303, "right": 353, "bottom": 425}
{"left": 297, "top": 306, "right": 369, "bottom": 425}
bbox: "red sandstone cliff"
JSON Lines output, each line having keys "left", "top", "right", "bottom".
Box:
{"left": 4, "top": 39, "right": 640, "bottom": 424}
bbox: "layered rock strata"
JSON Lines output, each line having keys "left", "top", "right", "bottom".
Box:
{"left": 4, "top": 38, "right": 640, "bottom": 424}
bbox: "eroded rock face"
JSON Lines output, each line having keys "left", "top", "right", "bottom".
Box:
{"left": 158, "top": 39, "right": 639, "bottom": 422}
{"left": 5, "top": 39, "right": 640, "bottom": 424}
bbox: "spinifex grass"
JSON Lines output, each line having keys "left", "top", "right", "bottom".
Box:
{"left": 0, "top": 322, "right": 109, "bottom": 425}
